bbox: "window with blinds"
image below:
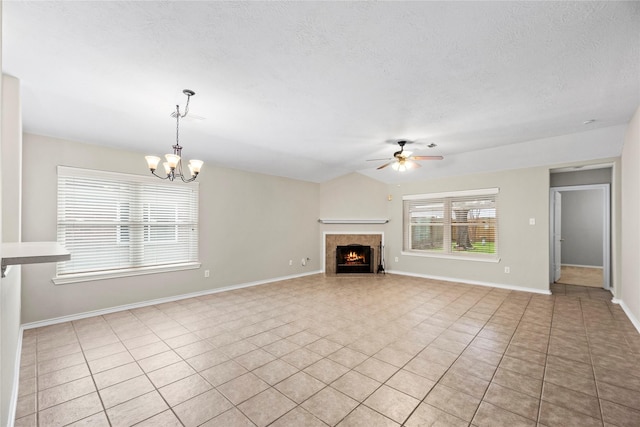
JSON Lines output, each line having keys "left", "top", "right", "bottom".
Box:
{"left": 56, "top": 166, "right": 199, "bottom": 280}
{"left": 403, "top": 188, "right": 498, "bottom": 260}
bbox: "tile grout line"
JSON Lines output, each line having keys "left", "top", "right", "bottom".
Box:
{"left": 579, "top": 298, "right": 606, "bottom": 425}
{"left": 467, "top": 291, "right": 539, "bottom": 425}
{"left": 397, "top": 286, "right": 517, "bottom": 425}
{"left": 122, "top": 306, "right": 205, "bottom": 426}
{"left": 139, "top": 293, "right": 325, "bottom": 426}
{"left": 268, "top": 282, "right": 492, "bottom": 426}
{"left": 535, "top": 294, "right": 557, "bottom": 425}
{"left": 369, "top": 285, "right": 495, "bottom": 425}
{"left": 72, "top": 311, "right": 191, "bottom": 426}
{"left": 69, "top": 319, "right": 112, "bottom": 427}
{"left": 35, "top": 331, "right": 40, "bottom": 427}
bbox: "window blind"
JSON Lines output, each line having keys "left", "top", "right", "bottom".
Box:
{"left": 57, "top": 166, "right": 199, "bottom": 276}
{"left": 403, "top": 188, "right": 498, "bottom": 259}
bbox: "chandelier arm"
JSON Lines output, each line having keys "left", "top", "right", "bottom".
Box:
{"left": 150, "top": 169, "right": 170, "bottom": 180}
{"left": 180, "top": 173, "right": 198, "bottom": 183}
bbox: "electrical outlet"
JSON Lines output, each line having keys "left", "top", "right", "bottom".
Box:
{"left": 289, "top": 260, "right": 293, "bottom": 266}
{"left": 504, "top": 266, "right": 510, "bottom": 274}
{"left": 395, "top": 257, "right": 399, "bottom": 262}
{"left": 301, "top": 258, "right": 306, "bottom": 266}
{"left": 204, "top": 270, "right": 210, "bottom": 278}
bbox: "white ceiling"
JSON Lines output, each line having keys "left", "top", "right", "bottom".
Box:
{"left": 3, "top": 1, "right": 639, "bottom": 183}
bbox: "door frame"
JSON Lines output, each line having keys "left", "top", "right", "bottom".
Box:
{"left": 549, "top": 184, "right": 611, "bottom": 289}
{"left": 552, "top": 191, "right": 562, "bottom": 283}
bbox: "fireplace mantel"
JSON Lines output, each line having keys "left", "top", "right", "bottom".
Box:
{"left": 318, "top": 219, "right": 388, "bottom": 224}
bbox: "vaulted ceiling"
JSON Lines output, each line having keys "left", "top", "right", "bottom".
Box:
{"left": 3, "top": 1, "right": 639, "bottom": 183}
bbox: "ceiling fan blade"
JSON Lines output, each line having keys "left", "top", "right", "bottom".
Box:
{"left": 367, "top": 158, "right": 393, "bottom": 162}
{"left": 377, "top": 162, "right": 393, "bottom": 170}
{"left": 410, "top": 156, "right": 444, "bottom": 160}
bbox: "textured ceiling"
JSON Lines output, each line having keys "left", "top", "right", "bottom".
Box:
{"left": 3, "top": 1, "right": 639, "bottom": 183}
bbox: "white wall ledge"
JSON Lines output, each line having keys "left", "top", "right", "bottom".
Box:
{"left": 1, "top": 242, "right": 70, "bottom": 277}
{"left": 318, "top": 219, "right": 389, "bottom": 224}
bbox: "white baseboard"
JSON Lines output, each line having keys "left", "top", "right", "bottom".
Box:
{"left": 611, "top": 298, "right": 640, "bottom": 334}
{"left": 22, "top": 270, "right": 322, "bottom": 330}
{"left": 561, "top": 264, "right": 603, "bottom": 269}
{"left": 386, "top": 269, "right": 552, "bottom": 295}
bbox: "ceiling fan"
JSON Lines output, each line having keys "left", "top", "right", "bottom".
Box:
{"left": 368, "top": 140, "right": 443, "bottom": 171}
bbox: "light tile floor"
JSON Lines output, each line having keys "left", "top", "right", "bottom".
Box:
{"left": 14, "top": 274, "right": 640, "bottom": 426}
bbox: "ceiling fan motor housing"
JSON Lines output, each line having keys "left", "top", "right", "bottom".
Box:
{"left": 394, "top": 140, "right": 407, "bottom": 158}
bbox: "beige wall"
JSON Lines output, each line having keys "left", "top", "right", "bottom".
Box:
{"left": 621, "top": 106, "right": 640, "bottom": 324}
{"left": 21, "top": 131, "right": 633, "bottom": 321}
{"left": 319, "top": 172, "right": 389, "bottom": 219}
{"left": 21, "top": 134, "right": 320, "bottom": 323}
{"left": 319, "top": 168, "right": 551, "bottom": 292}
{"left": 387, "top": 168, "right": 551, "bottom": 292}
{"left": 318, "top": 173, "right": 390, "bottom": 269}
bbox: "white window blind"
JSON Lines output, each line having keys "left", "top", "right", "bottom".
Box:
{"left": 57, "top": 166, "right": 199, "bottom": 278}
{"left": 403, "top": 188, "right": 498, "bottom": 259}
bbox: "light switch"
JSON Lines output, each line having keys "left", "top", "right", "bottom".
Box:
{"left": 529, "top": 218, "right": 536, "bottom": 225}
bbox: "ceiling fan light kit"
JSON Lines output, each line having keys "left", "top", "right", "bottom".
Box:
{"left": 391, "top": 158, "right": 418, "bottom": 172}
{"left": 145, "top": 89, "right": 203, "bottom": 183}
{"left": 370, "top": 140, "right": 443, "bottom": 171}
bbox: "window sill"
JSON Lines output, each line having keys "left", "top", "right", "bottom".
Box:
{"left": 401, "top": 251, "right": 500, "bottom": 263}
{"left": 53, "top": 262, "right": 201, "bottom": 285}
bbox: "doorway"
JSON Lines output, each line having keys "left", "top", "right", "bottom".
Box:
{"left": 549, "top": 184, "right": 610, "bottom": 289}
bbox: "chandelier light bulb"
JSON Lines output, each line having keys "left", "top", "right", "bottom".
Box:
{"left": 189, "top": 159, "right": 203, "bottom": 174}
{"left": 165, "top": 154, "right": 180, "bottom": 169}
{"left": 145, "top": 156, "right": 161, "bottom": 171}
{"left": 162, "top": 162, "right": 172, "bottom": 175}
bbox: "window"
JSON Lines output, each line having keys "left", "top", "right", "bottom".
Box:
{"left": 55, "top": 166, "right": 199, "bottom": 283}
{"left": 403, "top": 188, "right": 499, "bottom": 261}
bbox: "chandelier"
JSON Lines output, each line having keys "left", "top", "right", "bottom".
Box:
{"left": 145, "top": 89, "right": 203, "bottom": 182}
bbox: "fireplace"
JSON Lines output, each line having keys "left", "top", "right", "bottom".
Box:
{"left": 336, "top": 244, "right": 373, "bottom": 274}
{"left": 324, "top": 234, "right": 382, "bottom": 275}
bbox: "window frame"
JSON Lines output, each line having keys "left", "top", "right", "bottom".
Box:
{"left": 402, "top": 188, "right": 500, "bottom": 263}
{"left": 54, "top": 166, "right": 200, "bottom": 285}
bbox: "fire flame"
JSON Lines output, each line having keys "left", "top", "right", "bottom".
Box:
{"left": 345, "top": 251, "right": 364, "bottom": 263}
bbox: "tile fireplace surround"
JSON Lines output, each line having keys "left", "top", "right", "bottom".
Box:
{"left": 324, "top": 234, "right": 383, "bottom": 275}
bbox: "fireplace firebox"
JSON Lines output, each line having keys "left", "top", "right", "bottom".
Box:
{"left": 336, "top": 245, "right": 373, "bottom": 274}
